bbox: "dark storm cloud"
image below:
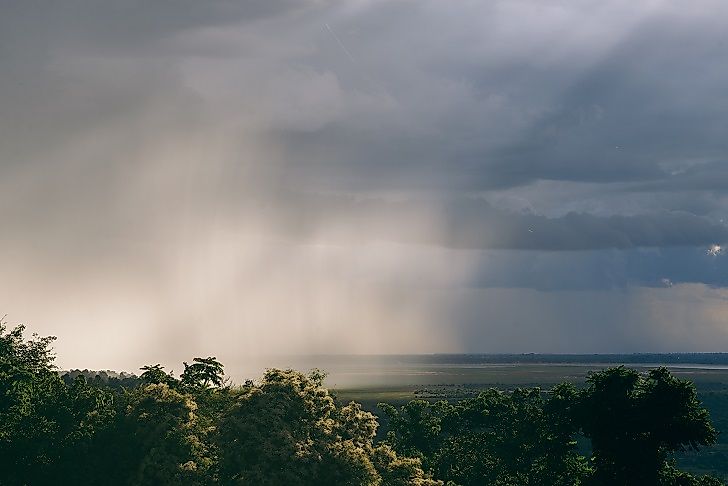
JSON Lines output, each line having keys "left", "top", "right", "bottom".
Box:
{"left": 0, "top": 0, "right": 317, "bottom": 170}
{"left": 628, "top": 160, "right": 728, "bottom": 193}
{"left": 267, "top": 194, "right": 728, "bottom": 251}
{"left": 268, "top": 1, "right": 728, "bottom": 194}
{"left": 438, "top": 201, "right": 728, "bottom": 250}
{"left": 3, "top": 0, "right": 728, "bottom": 361}
{"left": 467, "top": 247, "right": 728, "bottom": 291}
{"left": 0, "top": 0, "right": 305, "bottom": 50}
{"left": 482, "top": 11, "right": 728, "bottom": 188}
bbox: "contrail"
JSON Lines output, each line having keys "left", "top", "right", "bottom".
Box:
{"left": 323, "top": 22, "right": 391, "bottom": 99}
{"left": 325, "top": 23, "right": 356, "bottom": 63}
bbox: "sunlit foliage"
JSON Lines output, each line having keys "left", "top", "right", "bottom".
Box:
{"left": 0, "top": 322, "right": 723, "bottom": 485}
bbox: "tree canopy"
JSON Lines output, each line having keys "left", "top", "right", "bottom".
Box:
{"left": 381, "top": 367, "right": 722, "bottom": 486}
{"left": 577, "top": 366, "right": 719, "bottom": 486}
{"left": 0, "top": 321, "right": 724, "bottom": 486}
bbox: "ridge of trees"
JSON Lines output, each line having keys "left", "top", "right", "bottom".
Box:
{"left": 1, "top": 320, "right": 724, "bottom": 485}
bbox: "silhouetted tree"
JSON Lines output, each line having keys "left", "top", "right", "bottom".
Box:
{"left": 181, "top": 357, "right": 225, "bottom": 389}
{"left": 0, "top": 321, "right": 115, "bottom": 485}
{"left": 577, "top": 366, "right": 718, "bottom": 486}
{"left": 140, "top": 363, "right": 178, "bottom": 387}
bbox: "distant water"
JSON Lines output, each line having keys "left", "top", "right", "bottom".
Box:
{"left": 233, "top": 353, "right": 728, "bottom": 389}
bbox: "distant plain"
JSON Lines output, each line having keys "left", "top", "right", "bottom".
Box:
{"left": 271, "top": 355, "right": 728, "bottom": 481}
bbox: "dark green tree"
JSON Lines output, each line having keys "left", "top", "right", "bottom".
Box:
{"left": 140, "top": 363, "right": 178, "bottom": 387}
{"left": 0, "top": 321, "right": 115, "bottom": 486}
{"left": 577, "top": 366, "right": 719, "bottom": 486}
{"left": 381, "top": 387, "right": 588, "bottom": 485}
{"left": 181, "top": 357, "right": 225, "bottom": 389}
{"left": 95, "top": 383, "right": 213, "bottom": 486}
{"left": 3, "top": 319, "right": 725, "bottom": 486}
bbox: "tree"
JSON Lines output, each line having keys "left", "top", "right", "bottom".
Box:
{"left": 217, "top": 368, "right": 440, "bottom": 486}
{"left": 576, "top": 366, "right": 719, "bottom": 486}
{"left": 0, "top": 320, "right": 115, "bottom": 485}
{"left": 2, "top": 320, "right": 725, "bottom": 486}
{"left": 381, "top": 388, "right": 588, "bottom": 486}
{"left": 181, "top": 357, "right": 225, "bottom": 389}
{"left": 140, "top": 363, "right": 178, "bottom": 387}
{"left": 98, "top": 383, "right": 213, "bottom": 486}
{"left": 378, "top": 400, "right": 445, "bottom": 465}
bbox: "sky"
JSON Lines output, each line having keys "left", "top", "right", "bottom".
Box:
{"left": 2, "top": 0, "right": 728, "bottom": 371}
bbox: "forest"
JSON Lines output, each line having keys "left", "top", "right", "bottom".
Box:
{"left": 1, "top": 321, "right": 725, "bottom": 486}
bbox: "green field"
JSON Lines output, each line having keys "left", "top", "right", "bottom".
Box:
{"left": 329, "top": 363, "right": 728, "bottom": 481}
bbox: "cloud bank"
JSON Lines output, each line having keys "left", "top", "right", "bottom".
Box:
{"left": 2, "top": 0, "right": 728, "bottom": 370}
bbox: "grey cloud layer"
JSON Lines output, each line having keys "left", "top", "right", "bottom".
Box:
{"left": 269, "top": 1, "right": 728, "bottom": 193}
{"left": 467, "top": 247, "right": 728, "bottom": 291}
{"left": 264, "top": 194, "right": 728, "bottom": 250}
{"left": 2, "top": 0, "right": 728, "bottom": 360}
{"left": 4, "top": 1, "right": 727, "bottom": 196}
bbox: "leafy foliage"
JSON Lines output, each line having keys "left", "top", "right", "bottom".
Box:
{"left": 381, "top": 388, "right": 588, "bottom": 485}
{"left": 0, "top": 320, "right": 115, "bottom": 485}
{"left": 578, "top": 366, "right": 718, "bottom": 486}
{"left": 0, "top": 322, "right": 724, "bottom": 485}
{"left": 181, "top": 357, "right": 225, "bottom": 389}
{"left": 106, "top": 383, "right": 213, "bottom": 485}
{"left": 217, "top": 368, "right": 439, "bottom": 485}
{"left": 382, "top": 366, "right": 722, "bottom": 486}
{"left": 140, "top": 364, "right": 177, "bottom": 386}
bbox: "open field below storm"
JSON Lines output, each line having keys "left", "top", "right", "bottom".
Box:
{"left": 231, "top": 354, "right": 728, "bottom": 479}
{"left": 286, "top": 356, "right": 728, "bottom": 481}
{"left": 327, "top": 362, "right": 728, "bottom": 402}
{"left": 237, "top": 354, "right": 728, "bottom": 396}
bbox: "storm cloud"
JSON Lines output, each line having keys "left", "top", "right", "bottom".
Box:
{"left": 2, "top": 0, "right": 728, "bottom": 370}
